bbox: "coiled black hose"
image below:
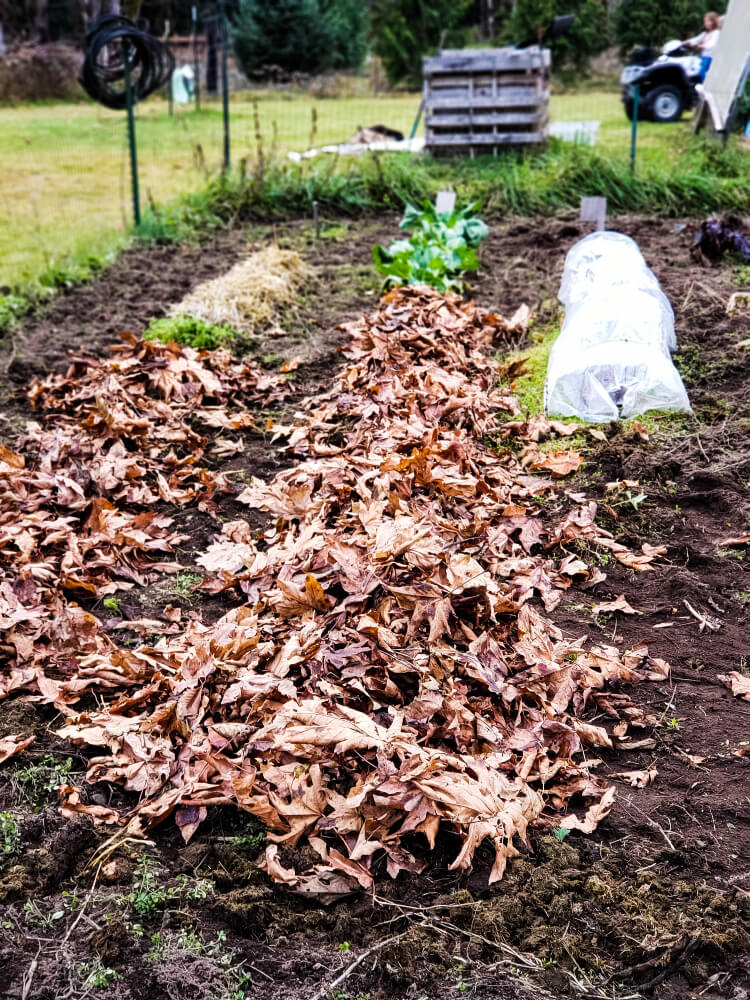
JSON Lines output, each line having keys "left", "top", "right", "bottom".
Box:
{"left": 80, "top": 14, "right": 175, "bottom": 109}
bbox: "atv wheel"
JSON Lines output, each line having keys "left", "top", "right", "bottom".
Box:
{"left": 647, "top": 84, "right": 684, "bottom": 123}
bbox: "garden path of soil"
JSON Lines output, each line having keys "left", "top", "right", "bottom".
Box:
{"left": 0, "top": 215, "right": 748, "bottom": 1000}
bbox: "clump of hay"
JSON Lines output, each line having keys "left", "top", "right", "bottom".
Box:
{"left": 169, "top": 246, "right": 310, "bottom": 334}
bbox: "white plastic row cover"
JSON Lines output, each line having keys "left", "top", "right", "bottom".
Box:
{"left": 546, "top": 232, "right": 690, "bottom": 422}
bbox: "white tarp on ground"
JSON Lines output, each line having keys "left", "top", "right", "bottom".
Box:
{"left": 548, "top": 121, "right": 600, "bottom": 145}
{"left": 288, "top": 137, "right": 425, "bottom": 161}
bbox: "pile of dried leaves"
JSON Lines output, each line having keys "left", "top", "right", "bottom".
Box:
{"left": 0, "top": 335, "right": 285, "bottom": 679}
{"left": 1, "top": 288, "right": 671, "bottom": 896}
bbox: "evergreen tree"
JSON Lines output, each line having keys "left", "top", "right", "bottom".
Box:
{"left": 508, "top": 0, "right": 609, "bottom": 74}
{"left": 322, "top": 0, "right": 368, "bottom": 71}
{"left": 232, "top": 0, "right": 367, "bottom": 77}
{"left": 370, "top": 0, "right": 472, "bottom": 88}
{"left": 613, "top": 0, "right": 727, "bottom": 56}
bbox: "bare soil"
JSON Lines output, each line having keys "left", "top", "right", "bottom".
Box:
{"left": 0, "top": 214, "right": 748, "bottom": 1000}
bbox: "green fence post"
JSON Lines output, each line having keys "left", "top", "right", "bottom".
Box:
{"left": 192, "top": 5, "right": 201, "bottom": 112}
{"left": 219, "top": 0, "right": 230, "bottom": 170}
{"left": 630, "top": 84, "right": 640, "bottom": 174}
{"left": 124, "top": 44, "right": 141, "bottom": 226}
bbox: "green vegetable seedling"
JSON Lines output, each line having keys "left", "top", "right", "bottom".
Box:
{"left": 372, "top": 198, "right": 489, "bottom": 293}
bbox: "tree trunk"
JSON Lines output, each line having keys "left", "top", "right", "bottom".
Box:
{"left": 480, "top": 0, "right": 496, "bottom": 39}
{"left": 83, "top": 1, "right": 102, "bottom": 30}
{"left": 34, "top": 0, "right": 48, "bottom": 42}
{"left": 206, "top": 15, "right": 218, "bottom": 94}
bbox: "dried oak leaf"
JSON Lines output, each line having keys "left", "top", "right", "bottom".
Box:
{"left": 592, "top": 594, "right": 638, "bottom": 615}
{"left": 0, "top": 733, "right": 34, "bottom": 763}
{"left": 559, "top": 785, "right": 616, "bottom": 833}
{"left": 525, "top": 448, "right": 583, "bottom": 478}
{"left": 718, "top": 671, "right": 750, "bottom": 701}
{"left": 610, "top": 768, "right": 657, "bottom": 788}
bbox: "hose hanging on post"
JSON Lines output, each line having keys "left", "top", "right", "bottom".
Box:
{"left": 79, "top": 14, "right": 174, "bottom": 110}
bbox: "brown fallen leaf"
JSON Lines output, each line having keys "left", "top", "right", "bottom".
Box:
{"left": 610, "top": 768, "right": 657, "bottom": 788}
{"left": 0, "top": 734, "right": 34, "bottom": 764}
{"left": 718, "top": 671, "right": 750, "bottom": 701}
{"left": 59, "top": 784, "right": 123, "bottom": 826}
{"left": 592, "top": 594, "right": 638, "bottom": 616}
{"left": 560, "top": 786, "right": 616, "bottom": 833}
{"left": 527, "top": 449, "right": 583, "bottom": 477}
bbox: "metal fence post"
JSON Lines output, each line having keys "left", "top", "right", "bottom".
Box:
{"left": 630, "top": 84, "right": 640, "bottom": 174}
{"left": 219, "top": 0, "right": 230, "bottom": 169}
{"left": 124, "top": 44, "right": 141, "bottom": 226}
{"left": 192, "top": 5, "right": 201, "bottom": 111}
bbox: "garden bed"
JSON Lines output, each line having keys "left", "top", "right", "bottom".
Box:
{"left": 0, "top": 213, "right": 748, "bottom": 1000}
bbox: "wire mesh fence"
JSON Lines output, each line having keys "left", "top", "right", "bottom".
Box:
{"left": 0, "top": 14, "right": 735, "bottom": 289}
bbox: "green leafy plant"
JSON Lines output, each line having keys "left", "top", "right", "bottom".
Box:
{"left": 233, "top": 829, "right": 267, "bottom": 853}
{"left": 118, "top": 854, "right": 215, "bottom": 919}
{"left": 373, "top": 200, "right": 489, "bottom": 293}
{"left": 171, "top": 569, "right": 204, "bottom": 598}
{"left": 144, "top": 316, "right": 237, "bottom": 351}
{"left": 102, "top": 596, "right": 121, "bottom": 612}
{"left": 0, "top": 812, "right": 19, "bottom": 857}
{"left": 24, "top": 899, "right": 65, "bottom": 929}
{"left": 15, "top": 754, "right": 74, "bottom": 804}
{"left": 119, "top": 855, "right": 168, "bottom": 918}
{"left": 0, "top": 294, "right": 29, "bottom": 334}
{"left": 454, "top": 963, "right": 474, "bottom": 994}
{"left": 76, "top": 957, "right": 120, "bottom": 989}
{"left": 134, "top": 206, "right": 191, "bottom": 246}
{"left": 174, "top": 872, "right": 215, "bottom": 901}
{"left": 611, "top": 488, "right": 648, "bottom": 511}
{"left": 38, "top": 253, "right": 108, "bottom": 292}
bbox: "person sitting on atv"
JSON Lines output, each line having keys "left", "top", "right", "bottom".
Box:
{"left": 683, "top": 11, "right": 721, "bottom": 80}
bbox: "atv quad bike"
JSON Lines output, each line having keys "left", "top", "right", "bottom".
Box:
{"left": 620, "top": 41, "right": 703, "bottom": 123}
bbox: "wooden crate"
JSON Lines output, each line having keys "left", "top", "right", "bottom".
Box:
{"left": 423, "top": 47, "right": 550, "bottom": 155}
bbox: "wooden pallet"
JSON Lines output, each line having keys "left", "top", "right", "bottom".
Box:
{"left": 423, "top": 47, "right": 550, "bottom": 155}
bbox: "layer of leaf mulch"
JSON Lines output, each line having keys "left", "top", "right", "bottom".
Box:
{"left": 0, "top": 214, "right": 749, "bottom": 1000}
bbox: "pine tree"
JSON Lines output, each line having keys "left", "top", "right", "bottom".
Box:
{"left": 370, "top": 0, "right": 472, "bottom": 88}
{"left": 232, "top": 0, "right": 367, "bottom": 77}
{"left": 613, "top": 0, "right": 727, "bottom": 56}
{"left": 321, "top": 0, "right": 367, "bottom": 71}
{"left": 508, "top": 0, "right": 609, "bottom": 74}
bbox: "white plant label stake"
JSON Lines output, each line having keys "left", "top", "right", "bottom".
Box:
{"left": 580, "top": 196, "right": 607, "bottom": 232}
{"left": 436, "top": 190, "right": 457, "bottom": 215}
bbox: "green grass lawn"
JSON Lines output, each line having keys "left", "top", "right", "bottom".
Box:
{"left": 0, "top": 87, "right": 714, "bottom": 288}
{"left": 0, "top": 92, "right": 421, "bottom": 287}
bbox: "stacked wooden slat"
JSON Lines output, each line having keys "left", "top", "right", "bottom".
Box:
{"left": 423, "top": 47, "right": 550, "bottom": 155}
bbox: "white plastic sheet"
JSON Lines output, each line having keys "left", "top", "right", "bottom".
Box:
{"left": 171, "top": 65, "right": 195, "bottom": 104}
{"left": 546, "top": 232, "right": 690, "bottom": 422}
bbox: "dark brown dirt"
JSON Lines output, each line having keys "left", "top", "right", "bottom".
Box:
{"left": 1, "top": 214, "right": 749, "bottom": 1000}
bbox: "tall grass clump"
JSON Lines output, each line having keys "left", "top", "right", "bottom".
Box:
{"left": 166, "top": 136, "right": 750, "bottom": 232}
{"left": 8, "top": 132, "right": 750, "bottom": 308}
